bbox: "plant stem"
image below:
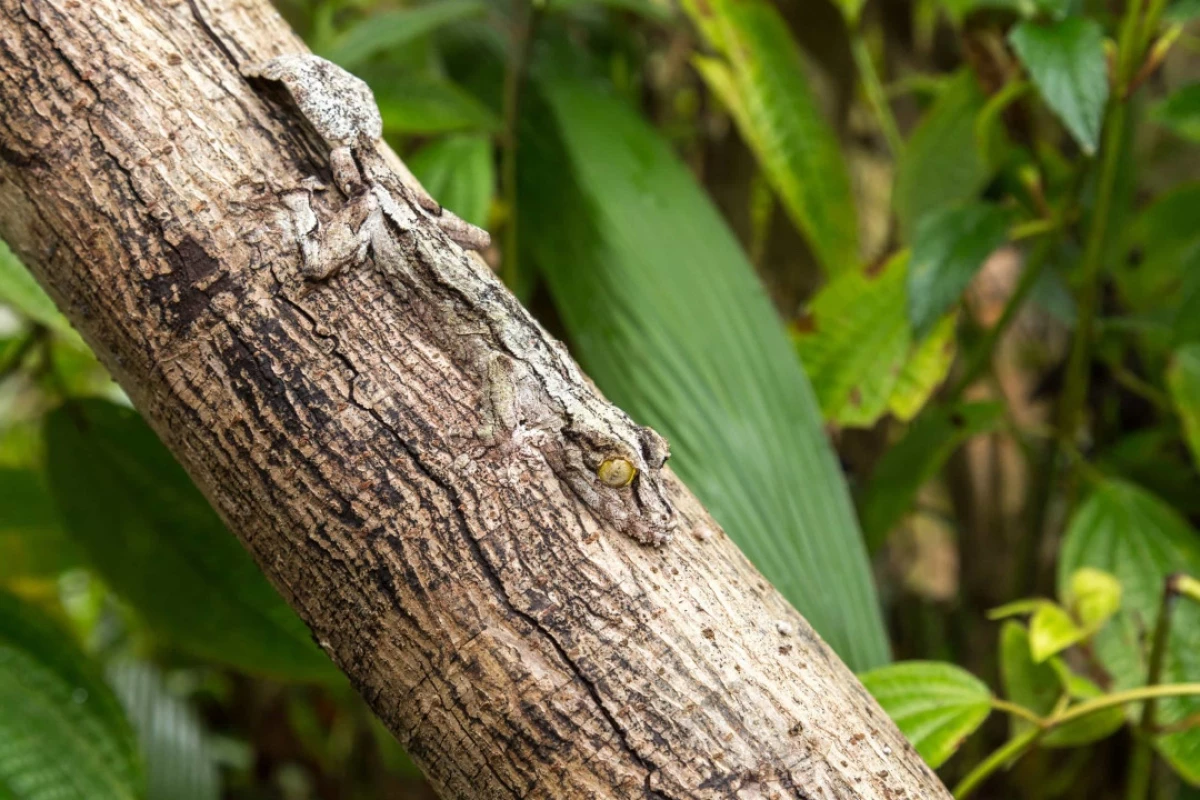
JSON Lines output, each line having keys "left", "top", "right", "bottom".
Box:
{"left": 948, "top": 238, "right": 1051, "bottom": 402}
{"left": 500, "top": 0, "right": 541, "bottom": 289}
{"left": 1053, "top": 684, "right": 1200, "bottom": 728}
{"left": 953, "top": 727, "right": 1042, "bottom": 799}
{"left": 1125, "top": 575, "right": 1181, "bottom": 800}
{"left": 956, "top": 683, "right": 1200, "bottom": 798}
{"left": 992, "top": 697, "right": 1045, "bottom": 724}
{"left": 1057, "top": 100, "right": 1127, "bottom": 458}
{"left": 850, "top": 32, "right": 903, "bottom": 158}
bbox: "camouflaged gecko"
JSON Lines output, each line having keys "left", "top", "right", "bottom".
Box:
{"left": 244, "top": 54, "right": 678, "bottom": 545}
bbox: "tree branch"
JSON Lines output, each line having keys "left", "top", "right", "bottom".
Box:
{"left": 0, "top": 1, "right": 950, "bottom": 797}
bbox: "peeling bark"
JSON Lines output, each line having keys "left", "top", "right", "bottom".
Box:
{"left": 0, "top": 1, "right": 952, "bottom": 797}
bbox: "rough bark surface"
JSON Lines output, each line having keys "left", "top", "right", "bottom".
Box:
{"left": 0, "top": 1, "right": 952, "bottom": 798}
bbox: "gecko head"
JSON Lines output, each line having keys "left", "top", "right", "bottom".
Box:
{"left": 572, "top": 423, "right": 678, "bottom": 546}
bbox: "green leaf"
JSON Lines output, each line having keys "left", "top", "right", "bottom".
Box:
{"left": 1009, "top": 18, "right": 1109, "bottom": 155}
{"left": 519, "top": 79, "right": 889, "bottom": 669}
{"left": 1059, "top": 481, "right": 1200, "bottom": 783}
{"left": 999, "top": 621, "right": 1124, "bottom": 747}
{"left": 369, "top": 74, "right": 501, "bottom": 135}
{"left": 859, "top": 402, "right": 1003, "bottom": 550}
{"left": 408, "top": 134, "right": 494, "bottom": 229}
{"left": 989, "top": 598, "right": 1054, "bottom": 620}
{"left": 0, "top": 241, "right": 84, "bottom": 346}
{"left": 859, "top": 661, "right": 992, "bottom": 768}
{"left": 322, "top": 0, "right": 487, "bottom": 69}
{"left": 1153, "top": 84, "right": 1200, "bottom": 142}
{"left": 45, "top": 400, "right": 335, "bottom": 681}
{"left": 0, "top": 467, "right": 78, "bottom": 583}
{"left": 1028, "top": 602, "right": 1085, "bottom": 662}
{"left": 907, "top": 202, "right": 1012, "bottom": 339}
{"left": 107, "top": 660, "right": 220, "bottom": 800}
{"left": 1165, "top": 0, "right": 1200, "bottom": 23}
{"left": 795, "top": 253, "right": 956, "bottom": 428}
{"left": 0, "top": 590, "right": 143, "bottom": 799}
{"left": 684, "top": 0, "right": 859, "bottom": 275}
{"left": 1168, "top": 344, "right": 1200, "bottom": 472}
{"left": 894, "top": 69, "right": 991, "bottom": 240}
{"left": 1065, "top": 566, "right": 1122, "bottom": 629}
{"left": 548, "top": 0, "right": 674, "bottom": 20}
{"left": 1119, "top": 183, "right": 1200, "bottom": 314}
{"left": 888, "top": 314, "right": 958, "bottom": 421}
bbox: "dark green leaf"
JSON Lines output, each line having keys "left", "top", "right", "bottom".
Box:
{"left": 859, "top": 661, "right": 992, "bottom": 768}
{"left": 549, "top": 0, "right": 673, "bottom": 20}
{"left": 1168, "top": 344, "right": 1200, "bottom": 471}
{"left": 907, "top": 202, "right": 1012, "bottom": 339}
{"left": 1059, "top": 481, "right": 1200, "bottom": 782}
{"left": 684, "top": 0, "right": 859, "bottom": 275}
{"left": 408, "top": 134, "right": 494, "bottom": 229}
{"left": 45, "top": 400, "right": 335, "bottom": 681}
{"left": 107, "top": 660, "right": 220, "bottom": 800}
{"left": 999, "top": 621, "right": 1124, "bottom": 747}
{"left": 1165, "top": 0, "right": 1200, "bottom": 23}
{"left": 859, "top": 403, "right": 1004, "bottom": 550}
{"left": 1009, "top": 18, "right": 1109, "bottom": 155}
{"left": 322, "top": 0, "right": 487, "bottom": 69}
{"left": 1153, "top": 84, "right": 1200, "bottom": 143}
{"left": 0, "top": 590, "right": 142, "bottom": 799}
{"left": 369, "top": 74, "right": 500, "bottom": 135}
{"left": 520, "top": 78, "right": 889, "bottom": 669}
{"left": 894, "top": 69, "right": 991, "bottom": 240}
{"left": 0, "top": 467, "right": 78, "bottom": 583}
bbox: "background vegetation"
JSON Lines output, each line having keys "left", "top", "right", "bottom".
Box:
{"left": 1, "top": 0, "right": 1199, "bottom": 796}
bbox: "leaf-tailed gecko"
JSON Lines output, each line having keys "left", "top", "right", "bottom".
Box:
{"left": 243, "top": 54, "right": 678, "bottom": 546}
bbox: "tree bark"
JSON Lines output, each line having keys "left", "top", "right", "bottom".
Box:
{"left": 0, "top": 1, "right": 951, "bottom": 798}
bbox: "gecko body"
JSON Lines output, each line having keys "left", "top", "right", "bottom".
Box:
{"left": 244, "top": 54, "right": 678, "bottom": 546}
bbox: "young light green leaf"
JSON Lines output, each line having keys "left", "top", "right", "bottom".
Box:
{"left": 907, "top": 202, "right": 1012, "bottom": 339}
{"left": 1065, "top": 567, "right": 1122, "bottom": 629}
{"left": 1028, "top": 602, "right": 1086, "bottom": 662}
{"left": 1009, "top": 18, "right": 1109, "bottom": 155}
{"left": 322, "top": 0, "right": 487, "bottom": 69}
{"left": 894, "top": 69, "right": 991, "bottom": 240}
{"left": 0, "top": 590, "right": 143, "bottom": 800}
{"left": 107, "top": 659, "right": 220, "bottom": 800}
{"left": 1169, "top": 344, "right": 1200, "bottom": 472}
{"left": 369, "top": 74, "right": 501, "bottom": 135}
{"left": 858, "top": 661, "right": 992, "bottom": 768}
{"left": 45, "top": 400, "right": 335, "bottom": 682}
{"left": 1059, "top": 481, "right": 1200, "bottom": 783}
{"left": 888, "top": 313, "right": 958, "bottom": 421}
{"left": 408, "top": 134, "right": 494, "bottom": 230}
{"left": 683, "top": 0, "right": 859, "bottom": 275}
{"left": 0, "top": 241, "right": 85, "bottom": 346}
{"left": 795, "top": 253, "right": 956, "bottom": 428}
{"left": 859, "top": 402, "right": 1003, "bottom": 550}
{"left": 520, "top": 78, "right": 889, "bottom": 669}
{"left": 1153, "top": 84, "right": 1200, "bottom": 142}
{"left": 796, "top": 255, "right": 908, "bottom": 426}
{"left": 988, "top": 597, "right": 1054, "bottom": 621}
{"left": 999, "top": 621, "right": 1124, "bottom": 747}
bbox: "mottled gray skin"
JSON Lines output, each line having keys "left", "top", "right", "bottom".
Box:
{"left": 245, "top": 54, "right": 677, "bottom": 545}
{"left": 243, "top": 54, "right": 489, "bottom": 256}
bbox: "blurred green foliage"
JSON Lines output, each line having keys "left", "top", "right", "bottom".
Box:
{"left": 2, "top": 0, "right": 1200, "bottom": 796}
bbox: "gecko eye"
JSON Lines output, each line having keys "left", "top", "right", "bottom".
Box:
{"left": 597, "top": 457, "right": 638, "bottom": 488}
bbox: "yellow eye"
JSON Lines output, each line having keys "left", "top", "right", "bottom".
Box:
{"left": 597, "top": 457, "right": 637, "bottom": 488}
